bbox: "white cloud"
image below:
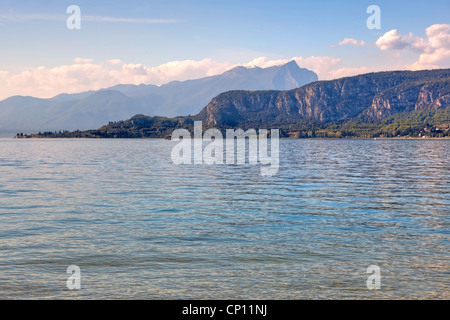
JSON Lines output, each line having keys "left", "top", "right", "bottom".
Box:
{"left": 106, "top": 59, "right": 123, "bottom": 65}
{"left": 426, "top": 24, "right": 450, "bottom": 49}
{"left": 338, "top": 38, "right": 366, "bottom": 47}
{"left": 412, "top": 24, "right": 450, "bottom": 69}
{"left": 244, "top": 56, "right": 342, "bottom": 80}
{"left": 380, "top": 30, "right": 426, "bottom": 52}
{"left": 0, "top": 58, "right": 236, "bottom": 100}
{"left": 245, "top": 57, "right": 288, "bottom": 68}
{"left": 74, "top": 58, "right": 94, "bottom": 64}
{"left": 376, "top": 24, "right": 450, "bottom": 69}
{"left": 294, "top": 56, "right": 342, "bottom": 79}
{"left": 146, "top": 58, "right": 234, "bottom": 81}
{"left": 376, "top": 30, "right": 412, "bottom": 50}
{"left": 412, "top": 47, "right": 450, "bottom": 70}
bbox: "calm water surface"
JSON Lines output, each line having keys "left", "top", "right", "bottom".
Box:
{"left": 0, "top": 139, "right": 448, "bottom": 299}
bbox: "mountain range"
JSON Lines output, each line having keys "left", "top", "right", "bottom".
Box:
{"left": 0, "top": 61, "right": 317, "bottom": 134}
{"left": 33, "top": 68, "right": 450, "bottom": 139}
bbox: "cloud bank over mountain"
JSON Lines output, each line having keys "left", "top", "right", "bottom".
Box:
{"left": 0, "top": 61, "right": 318, "bottom": 133}
{"left": 0, "top": 56, "right": 334, "bottom": 100}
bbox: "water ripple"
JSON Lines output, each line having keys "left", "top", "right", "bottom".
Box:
{"left": 0, "top": 138, "right": 448, "bottom": 299}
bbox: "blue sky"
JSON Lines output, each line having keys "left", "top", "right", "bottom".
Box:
{"left": 0, "top": 0, "right": 449, "bottom": 99}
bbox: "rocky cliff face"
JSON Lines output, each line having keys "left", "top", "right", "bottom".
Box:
{"left": 366, "top": 81, "right": 450, "bottom": 119}
{"left": 196, "top": 69, "right": 450, "bottom": 126}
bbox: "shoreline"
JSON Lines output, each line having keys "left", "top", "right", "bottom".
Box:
{"left": 10, "top": 136, "right": 450, "bottom": 140}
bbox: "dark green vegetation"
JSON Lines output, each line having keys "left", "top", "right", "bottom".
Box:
{"left": 26, "top": 69, "right": 450, "bottom": 139}
{"left": 28, "top": 116, "right": 196, "bottom": 139}
{"left": 287, "top": 107, "right": 450, "bottom": 138}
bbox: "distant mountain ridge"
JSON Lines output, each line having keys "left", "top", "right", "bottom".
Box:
{"left": 103, "top": 60, "right": 317, "bottom": 116}
{"left": 0, "top": 61, "right": 317, "bottom": 133}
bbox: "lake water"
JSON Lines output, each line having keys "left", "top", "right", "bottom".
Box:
{"left": 0, "top": 138, "right": 448, "bottom": 299}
